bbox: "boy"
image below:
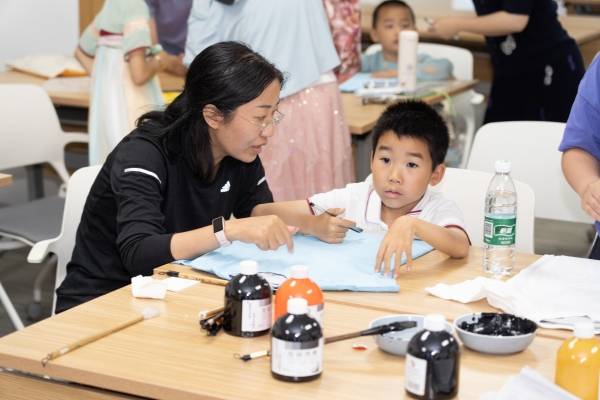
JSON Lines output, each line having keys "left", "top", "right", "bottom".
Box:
{"left": 254, "top": 101, "right": 470, "bottom": 277}
{"left": 362, "top": 0, "right": 453, "bottom": 81}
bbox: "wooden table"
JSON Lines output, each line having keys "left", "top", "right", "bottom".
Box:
{"left": 0, "top": 173, "right": 12, "bottom": 188}
{"left": 361, "top": 2, "right": 600, "bottom": 82}
{"left": 0, "top": 248, "right": 566, "bottom": 399}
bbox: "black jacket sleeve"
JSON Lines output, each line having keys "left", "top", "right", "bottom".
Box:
{"left": 110, "top": 136, "right": 174, "bottom": 276}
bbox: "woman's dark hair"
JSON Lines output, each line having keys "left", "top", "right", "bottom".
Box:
{"left": 137, "top": 41, "right": 284, "bottom": 181}
{"left": 371, "top": 100, "right": 449, "bottom": 169}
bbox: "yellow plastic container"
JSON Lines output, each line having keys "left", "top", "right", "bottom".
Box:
{"left": 555, "top": 321, "right": 600, "bottom": 400}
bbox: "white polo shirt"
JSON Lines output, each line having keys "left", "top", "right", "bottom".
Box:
{"left": 309, "top": 175, "right": 469, "bottom": 239}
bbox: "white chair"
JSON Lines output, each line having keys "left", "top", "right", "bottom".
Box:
{"left": 28, "top": 165, "right": 101, "bottom": 314}
{"left": 467, "top": 121, "right": 591, "bottom": 224}
{"left": 0, "top": 84, "right": 88, "bottom": 328}
{"left": 365, "top": 42, "right": 484, "bottom": 167}
{"left": 435, "top": 167, "right": 536, "bottom": 253}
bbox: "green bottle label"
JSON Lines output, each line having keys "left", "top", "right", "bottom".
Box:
{"left": 483, "top": 216, "right": 516, "bottom": 245}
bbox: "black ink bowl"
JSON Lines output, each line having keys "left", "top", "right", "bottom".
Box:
{"left": 453, "top": 313, "right": 537, "bottom": 354}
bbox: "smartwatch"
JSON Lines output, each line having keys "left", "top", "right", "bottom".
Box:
{"left": 212, "top": 216, "right": 231, "bottom": 247}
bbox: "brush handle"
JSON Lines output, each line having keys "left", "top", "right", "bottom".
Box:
{"left": 42, "top": 315, "right": 144, "bottom": 366}
{"left": 158, "top": 270, "right": 228, "bottom": 286}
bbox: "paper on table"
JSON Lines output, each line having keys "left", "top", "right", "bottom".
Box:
{"left": 426, "top": 255, "right": 600, "bottom": 332}
{"left": 481, "top": 367, "right": 578, "bottom": 400}
{"left": 131, "top": 275, "right": 167, "bottom": 299}
{"left": 163, "top": 277, "right": 198, "bottom": 292}
{"left": 42, "top": 76, "right": 90, "bottom": 94}
{"left": 7, "top": 54, "right": 86, "bottom": 79}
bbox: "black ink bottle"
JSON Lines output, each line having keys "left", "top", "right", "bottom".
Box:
{"left": 271, "top": 297, "right": 323, "bottom": 382}
{"left": 223, "top": 260, "right": 272, "bottom": 337}
{"left": 405, "top": 314, "right": 460, "bottom": 399}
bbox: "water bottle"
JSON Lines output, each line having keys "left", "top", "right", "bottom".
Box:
{"left": 483, "top": 160, "right": 517, "bottom": 277}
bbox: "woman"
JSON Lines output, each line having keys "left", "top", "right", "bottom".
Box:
{"left": 56, "top": 42, "right": 294, "bottom": 313}
{"left": 431, "top": 0, "right": 585, "bottom": 123}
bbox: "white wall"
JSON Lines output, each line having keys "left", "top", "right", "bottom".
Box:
{"left": 0, "top": 0, "right": 79, "bottom": 70}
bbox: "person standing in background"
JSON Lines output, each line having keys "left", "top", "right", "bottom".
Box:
{"left": 430, "top": 0, "right": 584, "bottom": 123}
{"left": 323, "top": 0, "right": 362, "bottom": 83}
{"left": 185, "top": 0, "right": 354, "bottom": 201}
{"left": 145, "top": 0, "right": 192, "bottom": 77}
{"left": 75, "top": 0, "right": 165, "bottom": 166}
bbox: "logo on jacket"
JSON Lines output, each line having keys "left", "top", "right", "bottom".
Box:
{"left": 220, "top": 180, "right": 231, "bottom": 193}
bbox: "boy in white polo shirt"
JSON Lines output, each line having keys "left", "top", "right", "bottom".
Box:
{"left": 253, "top": 101, "right": 470, "bottom": 277}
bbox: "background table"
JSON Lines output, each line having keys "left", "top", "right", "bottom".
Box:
{"left": 0, "top": 173, "right": 12, "bottom": 188}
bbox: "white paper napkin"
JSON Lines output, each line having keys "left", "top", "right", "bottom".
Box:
{"left": 131, "top": 275, "right": 167, "bottom": 299}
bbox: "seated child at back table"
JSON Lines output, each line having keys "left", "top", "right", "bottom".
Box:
{"left": 254, "top": 100, "right": 470, "bottom": 277}
{"left": 362, "top": 0, "right": 453, "bottom": 80}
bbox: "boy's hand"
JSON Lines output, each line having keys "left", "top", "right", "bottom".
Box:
{"left": 309, "top": 208, "right": 356, "bottom": 244}
{"left": 375, "top": 216, "right": 418, "bottom": 278}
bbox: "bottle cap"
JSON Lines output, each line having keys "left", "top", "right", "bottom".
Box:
{"left": 290, "top": 265, "right": 309, "bottom": 279}
{"left": 239, "top": 260, "right": 258, "bottom": 275}
{"left": 423, "top": 314, "right": 446, "bottom": 331}
{"left": 573, "top": 320, "right": 595, "bottom": 339}
{"left": 495, "top": 160, "right": 511, "bottom": 174}
{"left": 287, "top": 297, "right": 308, "bottom": 315}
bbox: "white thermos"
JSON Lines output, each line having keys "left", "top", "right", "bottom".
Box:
{"left": 397, "top": 30, "right": 418, "bottom": 93}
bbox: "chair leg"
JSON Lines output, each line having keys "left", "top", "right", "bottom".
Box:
{"left": 0, "top": 282, "right": 24, "bottom": 330}
{"left": 28, "top": 255, "right": 56, "bottom": 321}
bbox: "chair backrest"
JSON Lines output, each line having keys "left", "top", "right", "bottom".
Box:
{"left": 435, "top": 167, "right": 536, "bottom": 253}
{"left": 43, "top": 165, "right": 101, "bottom": 309}
{"left": 364, "top": 42, "right": 473, "bottom": 81}
{"left": 0, "top": 84, "right": 71, "bottom": 184}
{"left": 417, "top": 43, "right": 473, "bottom": 80}
{"left": 467, "top": 121, "right": 591, "bottom": 224}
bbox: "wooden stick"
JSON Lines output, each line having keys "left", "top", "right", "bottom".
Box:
{"left": 156, "top": 270, "right": 228, "bottom": 286}
{"left": 41, "top": 308, "right": 160, "bottom": 366}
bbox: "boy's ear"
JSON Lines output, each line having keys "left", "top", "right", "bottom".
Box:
{"left": 429, "top": 163, "right": 446, "bottom": 186}
{"left": 370, "top": 29, "right": 380, "bottom": 44}
{"left": 202, "top": 104, "right": 224, "bottom": 130}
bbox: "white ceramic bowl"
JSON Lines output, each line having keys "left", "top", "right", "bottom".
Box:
{"left": 453, "top": 313, "right": 537, "bottom": 355}
{"left": 369, "top": 314, "right": 453, "bottom": 356}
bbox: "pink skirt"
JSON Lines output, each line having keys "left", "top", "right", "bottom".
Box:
{"left": 261, "top": 82, "right": 355, "bottom": 201}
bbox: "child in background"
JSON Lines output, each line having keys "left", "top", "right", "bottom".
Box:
{"left": 254, "top": 101, "right": 470, "bottom": 277}
{"left": 362, "top": 0, "right": 453, "bottom": 80}
{"left": 75, "top": 0, "right": 165, "bottom": 166}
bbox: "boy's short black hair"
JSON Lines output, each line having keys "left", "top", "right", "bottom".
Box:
{"left": 372, "top": 0, "right": 416, "bottom": 28}
{"left": 371, "top": 100, "right": 449, "bottom": 169}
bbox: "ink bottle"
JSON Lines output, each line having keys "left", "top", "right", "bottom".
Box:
{"left": 271, "top": 297, "right": 323, "bottom": 382}
{"left": 405, "top": 314, "right": 460, "bottom": 399}
{"left": 223, "top": 260, "right": 272, "bottom": 337}
{"left": 274, "top": 265, "right": 324, "bottom": 324}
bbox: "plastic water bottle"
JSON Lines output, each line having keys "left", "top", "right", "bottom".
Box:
{"left": 483, "top": 160, "right": 517, "bottom": 277}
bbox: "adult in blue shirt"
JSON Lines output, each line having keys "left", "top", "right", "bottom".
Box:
{"left": 560, "top": 55, "right": 600, "bottom": 259}
{"left": 431, "top": 0, "right": 585, "bottom": 123}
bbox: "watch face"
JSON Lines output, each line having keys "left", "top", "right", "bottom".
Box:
{"left": 213, "top": 217, "right": 224, "bottom": 232}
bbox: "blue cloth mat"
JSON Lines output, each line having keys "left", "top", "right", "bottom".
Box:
{"left": 176, "top": 232, "right": 433, "bottom": 292}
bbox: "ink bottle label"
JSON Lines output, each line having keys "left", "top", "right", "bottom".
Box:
{"left": 405, "top": 353, "right": 427, "bottom": 396}
{"left": 271, "top": 337, "right": 323, "bottom": 378}
{"left": 241, "top": 298, "right": 272, "bottom": 332}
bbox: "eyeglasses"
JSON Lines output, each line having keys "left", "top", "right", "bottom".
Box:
{"left": 238, "top": 110, "right": 285, "bottom": 133}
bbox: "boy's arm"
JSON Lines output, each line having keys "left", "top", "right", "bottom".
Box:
{"left": 375, "top": 216, "right": 469, "bottom": 277}
{"left": 252, "top": 201, "right": 356, "bottom": 243}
